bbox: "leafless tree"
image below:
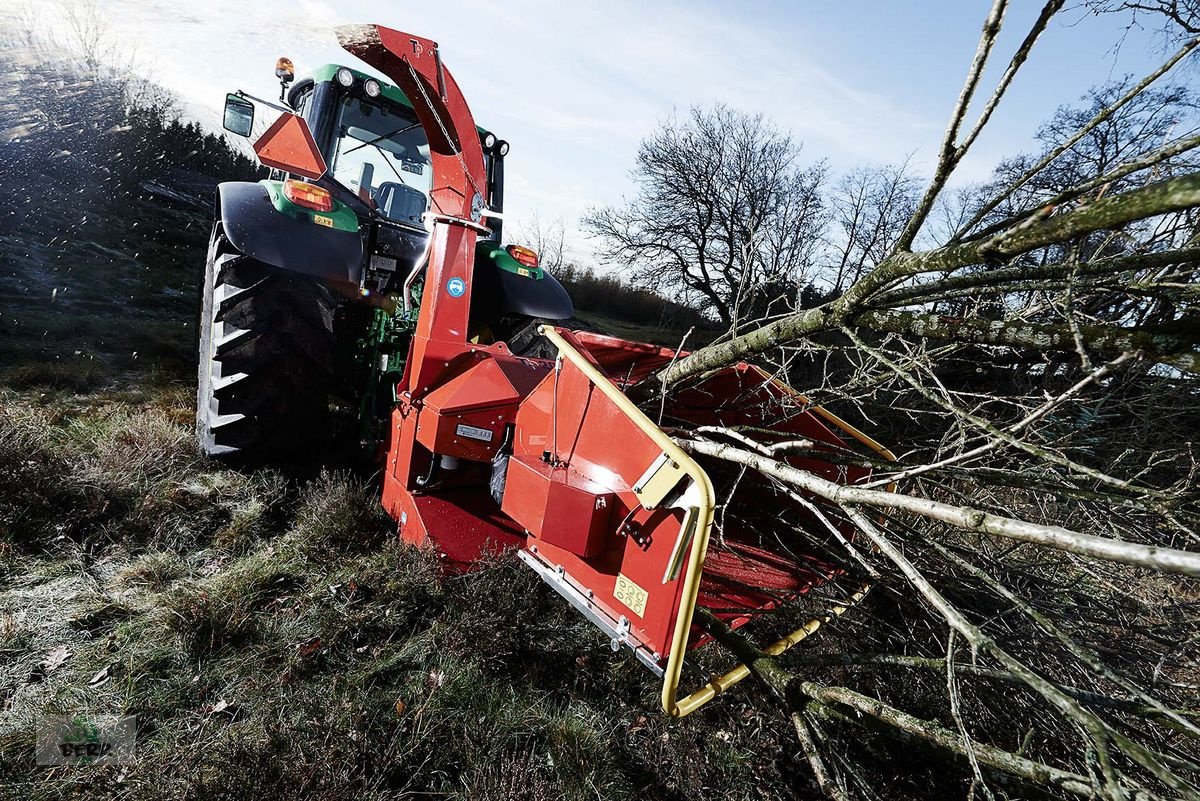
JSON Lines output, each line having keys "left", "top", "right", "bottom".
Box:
{"left": 514, "top": 213, "right": 569, "bottom": 274}
{"left": 56, "top": 0, "right": 119, "bottom": 76}
{"left": 826, "top": 162, "right": 920, "bottom": 293}
{"left": 627, "top": 2, "right": 1200, "bottom": 797}
{"left": 584, "top": 103, "right": 827, "bottom": 327}
{"left": 1086, "top": 0, "right": 1200, "bottom": 38}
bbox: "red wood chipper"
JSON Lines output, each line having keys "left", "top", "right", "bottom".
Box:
{"left": 198, "top": 24, "right": 891, "bottom": 716}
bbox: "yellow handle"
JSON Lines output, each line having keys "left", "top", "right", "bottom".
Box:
{"left": 662, "top": 505, "right": 699, "bottom": 584}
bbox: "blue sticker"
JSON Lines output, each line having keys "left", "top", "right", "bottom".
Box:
{"left": 446, "top": 277, "right": 466, "bottom": 297}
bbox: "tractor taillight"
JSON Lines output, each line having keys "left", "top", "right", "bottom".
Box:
{"left": 283, "top": 179, "right": 333, "bottom": 212}
{"left": 507, "top": 245, "right": 539, "bottom": 269}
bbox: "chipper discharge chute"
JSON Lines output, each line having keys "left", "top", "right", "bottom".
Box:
{"left": 200, "top": 23, "right": 891, "bottom": 716}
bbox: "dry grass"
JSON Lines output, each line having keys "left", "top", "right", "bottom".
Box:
{"left": 0, "top": 360, "right": 111, "bottom": 394}
{"left": 0, "top": 386, "right": 797, "bottom": 800}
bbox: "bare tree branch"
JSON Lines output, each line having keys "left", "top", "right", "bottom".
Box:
{"left": 679, "top": 436, "right": 1200, "bottom": 576}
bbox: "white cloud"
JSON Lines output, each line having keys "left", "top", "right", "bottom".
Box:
{"left": 68, "top": 0, "right": 1167, "bottom": 266}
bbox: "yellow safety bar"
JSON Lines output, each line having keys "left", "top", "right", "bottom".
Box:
{"left": 538, "top": 327, "right": 892, "bottom": 716}
{"left": 539, "top": 326, "right": 715, "bottom": 716}
{"left": 672, "top": 584, "right": 872, "bottom": 712}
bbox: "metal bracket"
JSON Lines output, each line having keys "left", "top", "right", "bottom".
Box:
{"left": 234, "top": 89, "right": 291, "bottom": 115}
{"left": 519, "top": 549, "right": 664, "bottom": 677}
{"left": 421, "top": 211, "right": 492, "bottom": 235}
{"left": 632, "top": 452, "right": 688, "bottom": 510}
{"left": 610, "top": 616, "right": 631, "bottom": 652}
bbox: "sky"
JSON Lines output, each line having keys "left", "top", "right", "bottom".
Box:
{"left": 9, "top": 0, "right": 1189, "bottom": 264}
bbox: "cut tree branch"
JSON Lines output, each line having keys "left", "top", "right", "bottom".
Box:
{"left": 655, "top": 173, "right": 1200, "bottom": 387}
{"left": 678, "top": 436, "right": 1200, "bottom": 577}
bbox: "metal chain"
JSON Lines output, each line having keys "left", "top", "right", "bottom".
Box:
{"left": 404, "top": 57, "right": 488, "bottom": 213}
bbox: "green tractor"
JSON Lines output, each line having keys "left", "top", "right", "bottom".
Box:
{"left": 199, "top": 59, "right": 572, "bottom": 460}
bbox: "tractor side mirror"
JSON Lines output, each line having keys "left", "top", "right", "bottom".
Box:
{"left": 223, "top": 93, "right": 255, "bottom": 137}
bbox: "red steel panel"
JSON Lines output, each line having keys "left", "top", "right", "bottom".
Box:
{"left": 509, "top": 335, "right": 691, "bottom": 661}
{"left": 501, "top": 456, "right": 614, "bottom": 558}
{"left": 417, "top": 355, "right": 547, "bottom": 462}
{"left": 507, "top": 330, "right": 876, "bottom": 663}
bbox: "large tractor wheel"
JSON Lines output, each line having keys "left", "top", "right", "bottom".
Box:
{"left": 197, "top": 228, "right": 339, "bottom": 462}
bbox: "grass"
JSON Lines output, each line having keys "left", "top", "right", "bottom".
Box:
{"left": 0, "top": 385, "right": 801, "bottom": 800}
{"left": 0, "top": 359, "right": 112, "bottom": 394}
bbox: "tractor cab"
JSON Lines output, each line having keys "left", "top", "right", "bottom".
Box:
{"left": 286, "top": 65, "right": 489, "bottom": 233}
{"left": 219, "top": 60, "right": 570, "bottom": 334}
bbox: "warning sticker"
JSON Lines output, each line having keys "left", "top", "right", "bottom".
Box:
{"left": 312, "top": 214, "right": 333, "bottom": 228}
{"left": 455, "top": 423, "right": 493, "bottom": 442}
{"left": 614, "top": 573, "right": 648, "bottom": 617}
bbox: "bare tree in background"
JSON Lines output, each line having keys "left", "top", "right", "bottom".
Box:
{"left": 1087, "top": 0, "right": 1200, "bottom": 37}
{"left": 618, "top": 1, "right": 1200, "bottom": 797}
{"left": 59, "top": 0, "right": 114, "bottom": 75}
{"left": 826, "top": 162, "right": 920, "bottom": 293}
{"left": 585, "top": 104, "right": 827, "bottom": 327}
{"left": 514, "top": 213, "right": 569, "bottom": 274}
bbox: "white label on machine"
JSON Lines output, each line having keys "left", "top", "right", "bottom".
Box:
{"left": 455, "top": 423, "right": 493, "bottom": 442}
{"left": 614, "top": 573, "right": 648, "bottom": 617}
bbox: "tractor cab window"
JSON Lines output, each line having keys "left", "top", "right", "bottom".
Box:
{"left": 330, "top": 95, "right": 432, "bottom": 227}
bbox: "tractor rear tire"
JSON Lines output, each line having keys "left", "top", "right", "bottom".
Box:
{"left": 196, "top": 229, "right": 339, "bottom": 463}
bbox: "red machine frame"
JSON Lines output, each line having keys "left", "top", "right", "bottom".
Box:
{"left": 271, "top": 24, "right": 897, "bottom": 716}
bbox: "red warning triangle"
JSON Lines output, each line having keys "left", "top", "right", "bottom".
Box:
{"left": 253, "top": 112, "right": 327, "bottom": 180}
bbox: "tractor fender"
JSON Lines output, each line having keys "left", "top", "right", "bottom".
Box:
{"left": 497, "top": 268, "right": 573, "bottom": 319}
{"left": 471, "top": 257, "right": 575, "bottom": 322}
{"left": 472, "top": 243, "right": 574, "bottom": 321}
{"left": 216, "top": 181, "right": 363, "bottom": 284}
